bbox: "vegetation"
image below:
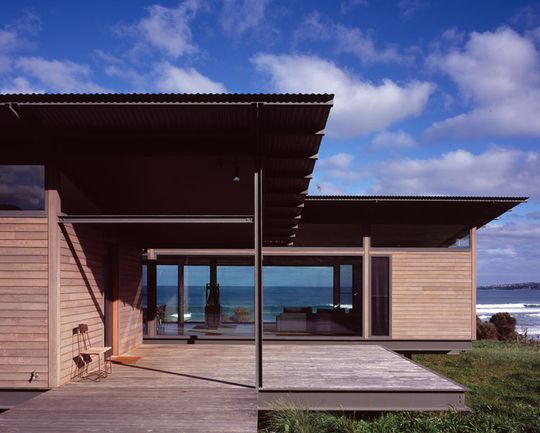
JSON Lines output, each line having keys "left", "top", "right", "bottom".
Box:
{"left": 261, "top": 340, "right": 540, "bottom": 433}
{"left": 477, "top": 312, "right": 518, "bottom": 341}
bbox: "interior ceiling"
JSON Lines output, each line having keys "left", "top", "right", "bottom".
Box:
{"left": 0, "top": 93, "right": 334, "bottom": 247}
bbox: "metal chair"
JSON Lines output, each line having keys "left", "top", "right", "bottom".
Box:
{"left": 77, "top": 323, "right": 112, "bottom": 380}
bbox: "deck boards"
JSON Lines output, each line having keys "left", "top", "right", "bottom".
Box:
{"left": 0, "top": 344, "right": 467, "bottom": 432}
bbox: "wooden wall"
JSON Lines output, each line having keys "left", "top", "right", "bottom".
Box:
{"left": 118, "top": 244, "right": 143, "bottom": 354}
{"left": 59, "top": 223, "right": 105, "bottom": 385}
{"left": 58, "top": 224, "right": 143, "bottom": 384}
{"left": 387, "top": 250, "right": 473, "bottom": 340}
{"left": 0, "top": 217, "right": 49, "bottom": 389}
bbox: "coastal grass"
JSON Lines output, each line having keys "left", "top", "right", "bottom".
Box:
{"left": 260, "top": 340, "right": 540, "bottom": 433}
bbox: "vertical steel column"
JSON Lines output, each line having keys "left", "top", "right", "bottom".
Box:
{"left": 362, "top": 236, "right": 370, "bottom": 338}
{"left": 147, "top": 249, "right": 157, "bottom": 337}
{"left": 254, "top": 162, "right": 263, "bottom": 389}
{"left": 178, "top": 259, "right": 185, "bottom": 326}
{"left": 333, "top": 264, "right": 340, "bottom": 307}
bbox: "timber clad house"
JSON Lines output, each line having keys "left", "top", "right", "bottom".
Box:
{"left": 0, "top": 93, "right": 526, "bottom": 428}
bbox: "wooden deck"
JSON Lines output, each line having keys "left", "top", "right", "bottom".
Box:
{"left": 0, "top": 344, "right": 468, "bottom": 432}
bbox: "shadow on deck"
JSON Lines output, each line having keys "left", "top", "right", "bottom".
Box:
{"left": 0, "top": 344, "right": 468, "bottom": 433}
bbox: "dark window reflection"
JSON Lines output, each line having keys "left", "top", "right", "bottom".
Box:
{"left": 0, "top": 165, "right": 45, "bottom": 211}
{"left": 371, "top": 256, "right": 390, "bottom": 336}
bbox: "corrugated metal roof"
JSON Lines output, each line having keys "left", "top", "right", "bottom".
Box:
{"left": 0, "top": 92, "right": 334, "bottom": 104}
{"left": 306, "top": 195, "right": 528, "bottom": 202}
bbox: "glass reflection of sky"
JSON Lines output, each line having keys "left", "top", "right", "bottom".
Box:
{"left": 0, "top": 165, "right": 45, "bottom": 210}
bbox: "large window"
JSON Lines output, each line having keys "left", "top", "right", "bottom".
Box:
{"left": 263, "top": 258, "right": 362, "bottom": 336}
{"left": 0, "top": 165, "right": 45, "bottom": 211}
{"left": 371, "top": 256, "right": 390, "bottom": 337}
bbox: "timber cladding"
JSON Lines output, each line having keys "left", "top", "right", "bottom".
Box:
{"left": 389, "top": 250, "right": 473, "bottom": 340}
{"left": 0, "top": 217, "right": 49, "bottom": 389}
{"left": 59, "top": 223, "right": 105, "bottom": 385}
{"left": 59, "top": 224, "right": 143, "bottom": 385}
{"left": 118, "top": 244, "right": 143, "bottom": 354}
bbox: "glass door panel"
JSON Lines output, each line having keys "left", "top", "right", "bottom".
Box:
{"left": 156, "top": 265, "right": 178, "bottom": 334}
{"left": 184, "top": 265, "right": 209, "bottom": 324}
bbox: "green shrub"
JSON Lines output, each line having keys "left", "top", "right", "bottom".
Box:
{"left": 489, "top": 312, "right": 517, "bottom": 341}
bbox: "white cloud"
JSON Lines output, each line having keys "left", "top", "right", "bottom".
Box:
{"left": 220, "top": 0, "right": 269, "bottom": 38}
{"left": 252, "top": 53, "right": 433, "bottom": 138}
{"left": 341, "top": 0, "right": 368, "bottom": 14}
{"left": 427, "top": 27, "right": 540, "bottom": 139}
{"left": 318, "top": 152, "right": 354, "bottom": 171}
{"left": 0, "top": 76, "right": 43, "bottom": 94}
{"left": 312, "top": 181, "right": 347, "bottom": 195}
{"left": 370, "top": 147, "right": 539, "bottom": 197}
{"left": 117, "top": 1, "right": 202, "bottom": 59}
{"left": 477, "top": 217, "right": 540, "bottom": 284}
{"left": 371, "top": 130, "right": 416, "bottom": 150}
{"left": 335, "top": 25, "right": 413, "bottom": 64}
{"left": 294, "top": 11, "right": 413, "bottom": 64}
{"left": 154, "top": 62, "right": 226, "bottom": 93}
{"left": 0, "top": 29, "right": 17, "bottom": 52}
{"left": 398, "top": 0, "right": 430, "bottom": 20}
{"left": 13, "top": 57, "right": 107, "bottom": 93}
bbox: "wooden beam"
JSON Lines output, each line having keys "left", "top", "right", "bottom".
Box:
{"left": 58, "top": 215, "right": 254, "bottom": 224}
{"left": 46, "top": 164, "right": 61, "bottom": 388}
{"left": 254, "top": 165, "right": 264, "bottom": 389}
{"left": 363, "top": 236, "right": 370, "bottom": 338}
{"left": 147, "top": 249, "right": 157, "bottom": 337}
{"left": 470, "top": 227, "right": 477, "bottom": 340}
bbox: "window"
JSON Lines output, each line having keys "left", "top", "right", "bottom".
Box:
{"left": 0, "top": 165, "right": 45, "bottom": 211}
{"left": 371, "top": 256, "right": 390, "bottom": 337}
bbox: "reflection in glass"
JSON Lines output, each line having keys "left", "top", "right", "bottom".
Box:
{"left": 142, "top": 265, "right": 148, "bottom": 334}
{"left": 218, "top": 266, "right": 254, "bottom": 324}
{"left": 264, "top": 264, "right": 362, "bottom": 336}
{"left": 156, "top": 265, "right": 178, "bottom": 333}
{"left": 371, "top": 256, "right": 390, "bottom": 336}
{"left": 184, "top": 265, "right": 209, "bottom": 323}
{"left": 0, "top": 165, "right": 45, "bottom": 211}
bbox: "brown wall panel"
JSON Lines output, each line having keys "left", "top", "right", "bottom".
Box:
{"left": 0, "top": 217, "right": 49, "bottom": 389}
{"left": 389, "top": 250, "right": 473, "bottom": 340}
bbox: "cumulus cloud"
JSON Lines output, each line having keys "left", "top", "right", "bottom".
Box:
{"left": 370, "top": 147, "right": 538, "bottom": 196}
{"left": 398, "top": 0, "right": 430, "bottom": 20}
{"left": 317, "top": 152, "right": 358, "bottom": 179}
{"left": 371, "top": 130, "right": 416, "bottom": 150}
{"left": 0, "top": 76, "right": 43, "bottom": 93}
{"left": 252, "top": 53, "right": 433, "bottom": 138}
{"left": 116, "top": 1, "right": 202, "bottom": 59}
{"left": 427, "top": 27, "right": 540, "bottom": 139}
{"left": 294, "top": 11, "right": 413, "bottom": 64}
{"left": 340, "top": 0, "right": 368, "bottom": 14}
{"left": 311, "top": 152, "right": 364, "bottom": 195}
{"left": 220, "top": 0, "right": 269, "bottom": 38}
{"left": 12, "top": 57, "right": 107, "bottom": 93}
{"left": 477, "top": 218, "right": 540, "bottom": 284}
{"left": 154, "top": 62, "right": 226, "bottom": 92}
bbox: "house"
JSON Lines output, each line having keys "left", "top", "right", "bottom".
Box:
{"left": 0, "top": 93, "right": 526, "bottom": 416}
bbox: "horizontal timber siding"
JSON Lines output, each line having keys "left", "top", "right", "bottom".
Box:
{"left": 59, "top": 224, "right": 104, "bottom": 385}
{"left": 389, "top": 251, "right": 473, "bottom": 340}
{"left": 0, "top": 217, "right": 49, "bottom": 388}
{"left": 118, "top": 244, "right": 142, "bottom": 354}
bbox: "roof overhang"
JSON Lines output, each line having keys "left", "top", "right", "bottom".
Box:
{"left": 294, "top": 195, "right": 528, "bottom": 247}
{"left": 0, "top": 93, "right": 334, "bottom": 247}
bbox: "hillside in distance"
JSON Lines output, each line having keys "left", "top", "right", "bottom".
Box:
{"left": 478, "top": 282, "right": 540, "bottom": 290}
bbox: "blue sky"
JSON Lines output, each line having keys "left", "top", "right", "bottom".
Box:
{"left": 1, "top": 0, "right": 539, "bottom": 284}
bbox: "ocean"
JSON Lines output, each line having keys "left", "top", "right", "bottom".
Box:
{"left": 477, "top": 289, "right": 540, "bottom": 338}
{"left": 154, "top": 285, "right": 540, "bottom": 337}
